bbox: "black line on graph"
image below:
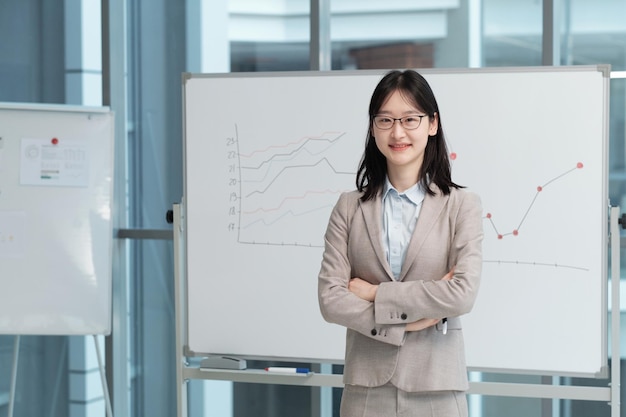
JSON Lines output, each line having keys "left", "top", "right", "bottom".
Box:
{"left": 240, "top": 132, "right": 347, "bottom": 170}
{"left": 244, "top": 157, "right": 354, "bottom": 198}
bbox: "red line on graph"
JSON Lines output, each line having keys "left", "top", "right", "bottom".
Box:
{"left": 485, "top": 162, "right": 583, "bottom": 240}
{"left": 238, "top": 132, "right": 344, "bottom": 158}
{"left": 242, "top": 189, "right": 345, "bottom": 214}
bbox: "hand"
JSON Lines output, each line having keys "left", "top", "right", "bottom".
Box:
{"left": 406, "top": 268, "right": 454, "bottom": 332}
{"left": 406, "top": 318, "right": 440, "bottom": 332}
{"left": 348, "top": 277, "right": 378, "bottom": 302}
{"left": 441, "top": 266, "right": 455, "bottom": 281}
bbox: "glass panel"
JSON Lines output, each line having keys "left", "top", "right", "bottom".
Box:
{"left": 560, "top": 0, "right": 626, "bottom": 69}
{"left": 483, "top": 0, "right": 543, "bottom": 66}
{"left": 0, "top": 1, "right": 67, "bottom": 103}
{"left": 609, "top": 78, "right": 626, "bottom": 207}
{"left": 331, "top": 1, "right": 480, "bottom": 70}
{"left": 230, "top": 0, "right": 311, "bottom": 71}
{"left": 126, "top": 0, "right": 185, "bottom": 415}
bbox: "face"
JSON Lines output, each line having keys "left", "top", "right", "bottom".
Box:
{"left": 372, "top": 89, "right": 438, "bottom": 180}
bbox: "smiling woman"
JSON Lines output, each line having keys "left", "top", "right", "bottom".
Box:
{"left": 318, "top": 70, "right": 483, "bottom": 417}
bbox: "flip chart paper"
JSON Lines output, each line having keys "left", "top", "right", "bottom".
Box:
{"left": 20, "top": 138, "right": 89, "bottom": 187}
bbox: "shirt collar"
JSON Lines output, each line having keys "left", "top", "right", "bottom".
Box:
{"left": 383, "top": 177, "right": 425, "bottom": 206}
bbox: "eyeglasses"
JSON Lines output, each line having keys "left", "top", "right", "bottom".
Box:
{"left": 373, "top": 114, "right": 427, "bottom": 130}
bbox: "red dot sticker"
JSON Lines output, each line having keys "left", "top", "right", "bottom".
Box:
{"left": 51, "top": 138, "right": 59, "bottom": 145}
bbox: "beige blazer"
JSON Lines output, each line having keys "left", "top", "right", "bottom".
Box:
{"left": 318, "top": 184, "right": 483, "bottom": 392}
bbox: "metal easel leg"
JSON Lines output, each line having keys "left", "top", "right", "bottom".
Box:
{"left": 94, "top": 334, "right": 114, "bottom": 417}
{"left": 8, "top": 335, "right": 20, "bottom": 417}
{"left": 610, "top": 207, "right": 622, "bottom": 417}
{"left": 173, "top": 202, "right": 188, "bottom": 417}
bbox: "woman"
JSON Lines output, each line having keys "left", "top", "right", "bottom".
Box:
{"left": 318, "top": 69, "right": 483, "bottom": 417}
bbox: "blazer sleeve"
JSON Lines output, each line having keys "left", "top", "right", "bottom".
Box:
{"left": 374, "top": 190, "right": 483, "bottom": 323}
{"left": 318, "top": 192, "right": 406, "bottom": 346}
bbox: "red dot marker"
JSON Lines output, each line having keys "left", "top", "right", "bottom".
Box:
{"left": 486, "top": 213, "right": 492, "bottom": 219}
{"left": 537, "top": 186, "right": 543, "bottom": 192}
{"left": 450, "top": 152, "right": 457, "bottom": 160}
{"left": 51, "top": 137, "right": 59, "bottom": 145}
{"left": 513, "top": 230, "right": 519, "bottom": 236}
{"left": 577, "top": 162, "right": 583, "bottom": 169}
{"left": 497, "top": 234, "right": 503, "bottom": 240}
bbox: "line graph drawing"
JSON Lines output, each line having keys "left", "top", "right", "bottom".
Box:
{"left": 225, "top": 122, "right": 592, "bottom": 272}
{"left": 448, "top": 147, "right": 592, "bottom": 271}
{"left": 228, "top": 125, "right": 357, "bottom": 247}
{"left": 483, "top": 162, "right": 584, "bottom": 240}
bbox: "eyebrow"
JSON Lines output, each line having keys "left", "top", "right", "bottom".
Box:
{"left": 376, "top": 110, "right": 425, "bottom": 116}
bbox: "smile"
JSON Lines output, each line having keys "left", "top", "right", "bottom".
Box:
{"left": 390, "top": 144, "right": 411, "bottom": 150}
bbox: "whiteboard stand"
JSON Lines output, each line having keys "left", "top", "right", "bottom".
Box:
{"left": 173, "top": 202, "right": 188, "bottom": 417}
{"left": 174, "top": 205, "right": 622, "bottom": 417}
{"left": 610, "top": 206, "right": 622, "bottom": 417}
{"left": 0, "top": 103, "right": 115, "bottom": 415}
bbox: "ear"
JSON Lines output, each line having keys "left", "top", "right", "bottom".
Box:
{"left": 428, "top": 112, "right": 439, "bottom": 136}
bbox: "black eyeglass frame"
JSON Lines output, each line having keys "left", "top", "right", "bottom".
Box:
{"left": 372, "top": 114, "right": 427, "bottom": 130}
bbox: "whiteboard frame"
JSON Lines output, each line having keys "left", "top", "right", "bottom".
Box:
{"left": 181, "top": 65, "right": 610, "bottom": 377}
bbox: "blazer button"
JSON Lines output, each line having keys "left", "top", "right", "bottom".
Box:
{"left": 371, "top": 329, "right": 377, "bottom": 336}
{"left": 401, "top": 313, "right": 407, "bottom": 320}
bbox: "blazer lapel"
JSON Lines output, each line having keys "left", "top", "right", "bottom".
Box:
{"left": 398, "top": 186, "right": 449, "bottom": 281}
{"left": 359, "top": 195, "right": 395, "bottom": 281}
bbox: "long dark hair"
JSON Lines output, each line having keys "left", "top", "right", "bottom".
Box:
{"left": 356, "top": 70, "right": 462, "bottom": 201}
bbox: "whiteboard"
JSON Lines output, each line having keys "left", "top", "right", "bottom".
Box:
{"left": 183, "top": 66, "right": 609, "bottom": 376}
{"left": 0, "top": 103, "right": 114, "bottom": 335}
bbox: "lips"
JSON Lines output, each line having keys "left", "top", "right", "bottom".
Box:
{"left": 390, "top": 144, "right": 411, "bottom": 150}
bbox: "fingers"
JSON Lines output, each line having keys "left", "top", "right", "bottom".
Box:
{"left": 442, "top": 266, "right": 455, "bottom": 281}
{"left": 407, "top": 318, "right": 439, "bottom": 332}
{"left": 348, "top": 278, "right": 377, "bottom": 301}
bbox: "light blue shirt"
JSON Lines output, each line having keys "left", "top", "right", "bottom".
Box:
{"left": 382, "top": 179, "right": 425, "bottom": 280}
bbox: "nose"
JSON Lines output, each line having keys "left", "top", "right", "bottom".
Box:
{"left": 391, "top": 119, "right": 406, "bottom": 136}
